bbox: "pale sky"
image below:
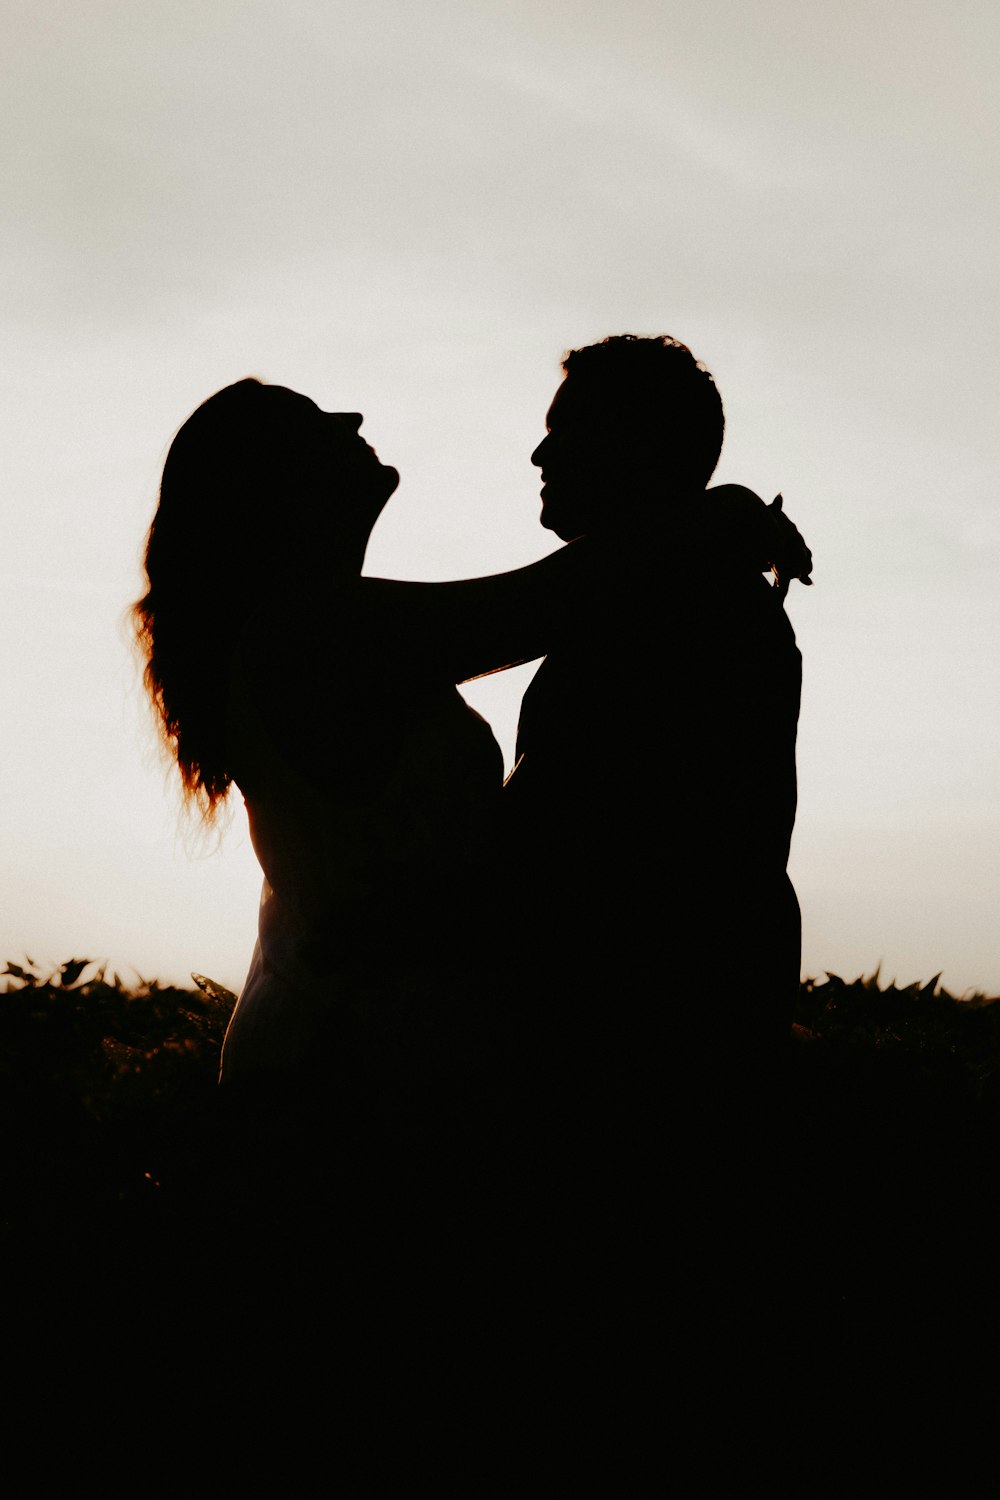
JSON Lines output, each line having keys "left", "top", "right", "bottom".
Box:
{"left": 2, "top": 0, "right": 999, "bottom": 995}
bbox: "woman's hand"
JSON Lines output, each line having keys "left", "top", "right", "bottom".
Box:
{"left": 703, "top": 484, "right": 813, "bottom": 599}
{"left": 766, "top": 494, "right": 813, "bottom": 601}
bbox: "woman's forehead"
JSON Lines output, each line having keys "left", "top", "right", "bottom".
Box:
{"left": 267, "top": 387, "right": 362, "bottom": 430}
{"left": 267, "top": 384, "right": 317, "bottom": 415}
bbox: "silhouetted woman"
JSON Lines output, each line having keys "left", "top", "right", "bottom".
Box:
{"left": 132, "top": 380, "right": 631, "bottom": 1123}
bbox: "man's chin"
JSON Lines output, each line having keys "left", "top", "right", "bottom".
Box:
{"left": 381, "top": 464, "right": 400, "bottom": 497}
{"left": 540, "top": 500, "right": 584, "bottom": 543}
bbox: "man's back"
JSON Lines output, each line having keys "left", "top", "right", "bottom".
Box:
{"left": 503, "top": 514, "right": 802, "bottom": 1033}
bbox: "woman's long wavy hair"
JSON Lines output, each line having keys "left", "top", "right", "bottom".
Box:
{"left": 132, "top": 378, "right": 323, "bottom": 820}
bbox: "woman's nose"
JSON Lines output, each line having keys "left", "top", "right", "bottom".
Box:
{"left": 331, "top": 412, "right": 364, "bottom": 432}
{"left": 530, "top": 436, "right": 548, "bottom": 468}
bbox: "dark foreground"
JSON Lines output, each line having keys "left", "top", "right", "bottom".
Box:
{"left": 3, "top": 959, "right": 999, "bottom": 1481}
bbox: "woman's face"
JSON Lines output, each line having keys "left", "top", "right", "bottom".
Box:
{"left": 316, "top": 405, "right": 400, "bottom": 508}
{"left": 276, "top": 386, "right": 398, "bottom": 497}
{"left": 269, "top": 386, "right": 400, "bottom": 561}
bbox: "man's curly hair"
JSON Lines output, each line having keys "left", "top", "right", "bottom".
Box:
{"left": 561, "top": 333, "right": 725, "bottom": 491}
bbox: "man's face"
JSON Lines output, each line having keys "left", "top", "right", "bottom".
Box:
{"left": 531, "top": 377, "right": 647, "bottom": 542}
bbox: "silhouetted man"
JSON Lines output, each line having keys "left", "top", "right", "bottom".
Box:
{"left": 504, "top": 334, "right": 808, "bottom": 1092}
{"left": 497, "top": 334, "right": 811, "bottom": 1455}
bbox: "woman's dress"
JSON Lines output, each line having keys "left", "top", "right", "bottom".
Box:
{"left": 219, "top": 621, "right": 505, "bottom": 1093}
{"left": 211, "top": 619, "right": 515, "bottom": 1438}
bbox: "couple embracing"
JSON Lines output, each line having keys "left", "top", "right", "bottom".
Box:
{"left": 133, "top": 332, "right": 810, "bottom": 1347}
{"left": 133, "top": 332, "right": 810, "bottom": 1461}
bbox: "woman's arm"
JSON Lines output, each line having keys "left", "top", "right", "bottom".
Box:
{"left": 353, "top": 539, "right": 602, "bottom": 684}
{"left": 346, "top": 484, "right": 810, "bottom": 686}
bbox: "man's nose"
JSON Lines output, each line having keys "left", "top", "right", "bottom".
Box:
{"left": 331, "top": 412, "right": 364, "bottom": 432}
{"left": 530, "top": 437, "right": 548, "bottom": 468}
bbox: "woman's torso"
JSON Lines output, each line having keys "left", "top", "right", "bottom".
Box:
{"left": 219, "top": 610, "right": 504, "bottom": 1086}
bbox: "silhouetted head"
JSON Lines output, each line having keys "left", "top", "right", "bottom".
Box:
{"left": 132, "top": 378, "right": 399, "bottom": 815}
{"left": 531, "top": 334, "right": 724, "bottom": 541}
{"left": 158, "top": 379, "right": 398, "bottom": 581}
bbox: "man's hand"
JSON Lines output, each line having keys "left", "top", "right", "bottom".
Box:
{"left": 767, "top": 494, "right": 813, "bottom": 601}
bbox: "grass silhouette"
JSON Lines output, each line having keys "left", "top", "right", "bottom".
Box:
{"left": 4, "top": 956, "right": 1000, "bottom": 1227}
{"left": 4, "top": 956, "right": 999, "bottom": 1471}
